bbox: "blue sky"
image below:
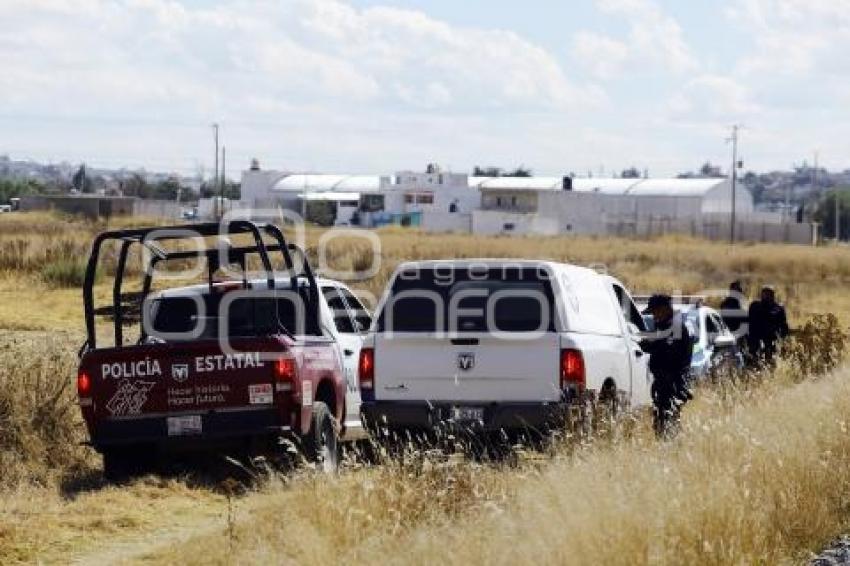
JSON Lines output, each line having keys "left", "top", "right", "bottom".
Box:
{"left": 1, "top": 0, "right": 847, "bottom": 177}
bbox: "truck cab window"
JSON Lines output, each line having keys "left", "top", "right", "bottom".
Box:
{"left": 338, "top": 287, "right": 372, "bottom": 332}
{"left": 612, "top": 284, "right": 646, "bottom": 331}
{"left": 322, "top": 287, "right": 356, "bottom": 334}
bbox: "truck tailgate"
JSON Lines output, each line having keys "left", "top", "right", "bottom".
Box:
{"left": 374, "top": 333, "right": 561, "bottom": 403}
{"left": 80, "top": 338, "right": 291, "bottom": 439}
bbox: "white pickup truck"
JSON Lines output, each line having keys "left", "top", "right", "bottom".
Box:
{"left": 358, "top": 260, "right": 652, "bottom": 436}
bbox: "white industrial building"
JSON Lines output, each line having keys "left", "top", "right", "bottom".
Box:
{"left": 472, "top": 176, "right": 755, "bottom": 236}
{"left": 241, "top": 169, "right": 384, "bottom": 225}
{"left": 239, "top": 163, "right": 813, "bottom": 243}
{"left": 240, "top": 163, "right": 479, "bottom": 229}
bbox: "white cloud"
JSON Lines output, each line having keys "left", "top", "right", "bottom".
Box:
{"left": 668, "top": 75, "right": 760, "bottom": 120}
{"left": 727, "top": 0, "right": 850, "bottom": 77}
{"left": 572, "top": 0, "right": 698, "bottom": 79}
{"left": 0, "top": 0, "right": 598, "bottom": 117}
{"left": 5, "top": 0, "right": 849, "bottom": 176}
{"left": 572, "top": 32, "right": 630, "bottom": 79}
{"left": 0, "top": 0, "right": 615, "bottom": 172}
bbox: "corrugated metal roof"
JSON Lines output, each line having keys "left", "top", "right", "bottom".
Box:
{"left": 627, "top": 178, "right": 726, "bottom": 196}
{"left": 301, "top": 192, "right": 360, "bottom": 201}
{"left": 269, "top": 173, "right": 729, "bottom": 198}
{"left": 272, "top": 174, "right": 381, "bottom": 193}
{"left": 571, "top": 178, "right": 643, "bottom": 195}
{"left": 476, "top": 177, "right": 728, "bottom": 197}
{"left": 476, "top": 177, "right": 561, "bottom": 190}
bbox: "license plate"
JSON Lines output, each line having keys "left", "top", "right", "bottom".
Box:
{"left": 167, "top": 415, "right": 202, "bottom": 436}
{"left": 451, "top": 406, "right": 483, "bottom": 422}
{"left": 249, "top": 383, "right": 274, "bottom": 405}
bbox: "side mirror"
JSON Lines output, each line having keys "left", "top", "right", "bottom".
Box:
{"left": 713, "top": 334, "right": 735, "bottom": 348}
{"left": 642, "top": 314, "right": 656, "bottom": 332}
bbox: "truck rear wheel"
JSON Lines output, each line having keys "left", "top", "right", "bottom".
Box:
{"left": 302, "top": 402, "right": 340, "bottom": 473}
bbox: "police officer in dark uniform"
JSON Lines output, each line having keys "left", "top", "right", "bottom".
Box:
{"left": 720, "top": 280, "right": 746, "bottom": 334}
{"left": 747, "top": 286, "right": 790, "bottom": 365}
{"left": 720, "top": 280, "right": 749, "bottom": 352}
{"left": 641, "top": 295, "right": 693, "bottom": 436}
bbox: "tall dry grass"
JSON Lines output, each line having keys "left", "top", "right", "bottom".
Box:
{"left": 0, "top": 332, "right": 93, "bottom": 490}
{"left": 1, "top": 212, "right": 848, "bottom": 326}
{"left": 138, "top": 330, "right": 850, "bottom": 565}
{"left": 309, "top": 227, "right": 850, "bottom": 325}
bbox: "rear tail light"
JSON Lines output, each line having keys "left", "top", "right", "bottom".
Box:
{"left": 560, "top": 349, "right": 585, "bottom": 391}
{"left": 358, "top": 348, "right": 374, "bottom": 390}
{"left": 274, "top": 358, "right": 296, "bottom": 392}
{"left": 77, "top": 370, "right": 91, "bottom": 397}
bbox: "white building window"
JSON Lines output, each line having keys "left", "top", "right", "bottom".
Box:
{"left": 405, "top": 192, "right": 434, "bottom": 205}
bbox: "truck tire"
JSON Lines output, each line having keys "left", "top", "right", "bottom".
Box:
{"left": 302, "top": 402, "right": 340, "bottom": 473}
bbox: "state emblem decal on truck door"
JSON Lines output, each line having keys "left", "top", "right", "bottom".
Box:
{"left": 171, "top": 363, "right": 190, "bottom": 383}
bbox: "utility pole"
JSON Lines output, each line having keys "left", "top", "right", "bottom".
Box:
{"left": 828, "top": 155, "right": 838, "bottom": 240}
{"left": 835, "top": 186, "right": 841, "bottom": 242}
{"left": 220, "top": 145, "right": 227, "bottom": 220}
{"left": 727, "top": 125, "right": 741, "bottom": 244}
{"left": 212, "top": 123, "right": 220, "bottom": 218}
{"left": 812, "top": 151, "right": 838, "bottom": 241}
{"left": 812, "top": 151, "right": 819, "bottom": 197}
{"left": 302, "top": 175, "right": 308, "bottom": 222}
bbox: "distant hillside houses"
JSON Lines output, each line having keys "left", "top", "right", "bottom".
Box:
{"left": 0, "top": 155, "right": 204, "bottom": 199}
{"left": 240, "top": 163, "right": 815, "bottom": 244}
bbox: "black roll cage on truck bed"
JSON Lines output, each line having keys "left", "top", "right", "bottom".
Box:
{"left": 81, "top": 220, "right": 321, "bottom": 354}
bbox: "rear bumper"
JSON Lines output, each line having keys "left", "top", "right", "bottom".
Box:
{"left": 361, "top": 400, "right": 568, "bottom": 434}
{"left": 89, "top": 408, "right": 291, "bottom": 451}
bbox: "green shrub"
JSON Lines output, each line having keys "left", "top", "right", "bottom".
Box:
{"left": 40, "top": 258, "right": 89, "bottom": 288}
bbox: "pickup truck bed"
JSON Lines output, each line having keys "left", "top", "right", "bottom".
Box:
{"left": 77, "top": 221, "right": 351, "bottom": 478}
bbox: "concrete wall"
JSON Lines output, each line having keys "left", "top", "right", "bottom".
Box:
{"left": 536, "top": 191, "right": 608, "bottom": 235}
{"left": 604, "top": 217, "right": 814, "bottom": 244}
{"left": 420, "top": 212, "right": 472, "bottom": 232}
{"left": 472, "top": 207, "right": 814, "bottom": 244}
{"left": 133, "top": 199, "right": 182, "bottom": 219}
{"left": 479, "top": 189, "right": 784, "bottom": 240}
{"left": 20, "top": 195, "right": 135, "bottom": 218}
{"left": 472, "top": 209, "right": 558, "bottom": 235}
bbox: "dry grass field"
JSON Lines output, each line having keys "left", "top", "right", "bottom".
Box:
{"left": 1, "top": 212, "right": 849, "bottom": 564}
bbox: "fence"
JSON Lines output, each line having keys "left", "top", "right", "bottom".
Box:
{"left": 133, "top": 199, "right": 183, "bottom": 219}
{"left": 605, "top": 217, "right": 815, "bottom": 245}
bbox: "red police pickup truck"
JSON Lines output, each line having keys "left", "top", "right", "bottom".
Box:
{"left": 77, "top": 221, "right": 349, "bottom": 479}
